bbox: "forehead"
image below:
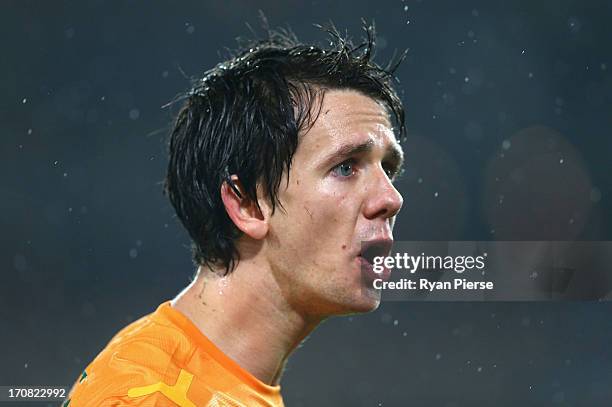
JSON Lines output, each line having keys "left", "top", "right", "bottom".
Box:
{"left": 299, "top": 89, "right": 397, "bottom": 155}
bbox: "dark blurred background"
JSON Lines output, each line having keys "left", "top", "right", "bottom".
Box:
{"left": 1, "top": 0, "right": 611, "bottom": 406}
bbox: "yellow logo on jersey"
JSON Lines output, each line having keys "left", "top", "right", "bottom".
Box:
{"left": 127, "top": 368, "right": 196, "bottom": 407}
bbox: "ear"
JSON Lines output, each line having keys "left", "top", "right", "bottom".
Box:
{"left": 220, "top": 175, "right": 269, "bottom": 240}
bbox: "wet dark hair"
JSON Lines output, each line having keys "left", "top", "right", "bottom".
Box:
{"left": 164, "top": 20, "right": 406, "bottom": 275}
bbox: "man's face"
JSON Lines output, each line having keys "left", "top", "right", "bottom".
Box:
{"left": 263, "top": 89, "right": 404, "bottom": 317}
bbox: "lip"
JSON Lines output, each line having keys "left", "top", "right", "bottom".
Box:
{"left": 358, "top": 255, "right": 392, "bottom": 284}
{"left": 357, "top": 238, "right": 394, "bottom": 284}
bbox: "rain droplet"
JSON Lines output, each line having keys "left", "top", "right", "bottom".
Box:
{"left": 590, "top": 187, "right": 602, "bottom": 203}
{"left": 13, "top": 254, "right": 27, "bottom": 272}
{"left": 502, "top": 140, "right": 511, "bottom": 150}
{"left": 22, "top": 98, "right": 27, "bottom": 104}
{"left": 129, "top": 248, "right": 138, "bottom": 258}
{"left": 129, "top": 108, "right": 140, "bottom": 120}
{"left": 27, "top": 128, "right": 32, "bottom": 135}
{"left": 434, "top": 192, "right": 439, "bottom": 197}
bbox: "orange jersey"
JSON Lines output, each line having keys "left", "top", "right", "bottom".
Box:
{"left": 63, "top": 301, "right": 285, "bottom": 407}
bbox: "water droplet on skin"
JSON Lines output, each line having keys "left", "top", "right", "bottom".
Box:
{"left": 218, "top": 277, "right": 228, "bottom": 296}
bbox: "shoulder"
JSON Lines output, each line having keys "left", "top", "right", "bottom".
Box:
{"left": 64, "top": 310, "right": 196, "bottom": 406}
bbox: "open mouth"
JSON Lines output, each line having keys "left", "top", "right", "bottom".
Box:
{"left": 358, "top": 239, "right": 393, "bottom": 281}
{"left": 359, "top": 239, "right": 393, "bottom": 265}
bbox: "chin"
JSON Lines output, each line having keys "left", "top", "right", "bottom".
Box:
{"left": 335, "top": 289, "right": 382, "bottom": 315}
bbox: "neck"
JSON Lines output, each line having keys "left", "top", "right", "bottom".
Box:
{"left": 171, "top": 260, "right": 322, "bottom": 386}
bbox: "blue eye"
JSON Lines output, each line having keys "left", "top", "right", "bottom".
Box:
{"left": 333, "top": 160, "right": 355, "bottom": 177}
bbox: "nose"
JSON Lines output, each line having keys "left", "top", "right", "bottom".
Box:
{"left": 363, "top": 166, "right": 404, "bottom": 221}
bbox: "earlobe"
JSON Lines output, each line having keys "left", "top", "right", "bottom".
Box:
{"left": 220, "top": 177, "right": 269, "bottom": 240}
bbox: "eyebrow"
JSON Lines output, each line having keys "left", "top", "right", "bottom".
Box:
{"left": 319, "top": 139, "right": 404, "bottom": 174}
